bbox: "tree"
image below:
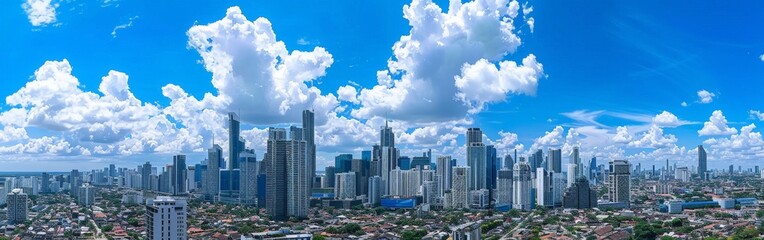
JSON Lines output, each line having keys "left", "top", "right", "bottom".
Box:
{"left": 101, "top": 224, "right": 114, "bottom": 232}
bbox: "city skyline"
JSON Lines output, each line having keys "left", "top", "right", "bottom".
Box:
{"left": 2, "top": 0, "right": 764, "bottom": 171}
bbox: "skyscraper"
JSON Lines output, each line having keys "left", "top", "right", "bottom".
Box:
{"left": 496, "top": 168, "right": 512, "bottom": 208}
{"left": 486, "top": 145, "right": 498, "bottom": 192}
{"left": 368, "top": 176, "right": 381, "bottom": 206}
{"left": 7, "top": 188, "right": 27, "bottom": 224}
{"left": 698, "top": 145, "right": 707, "bottom": 180}
{"left": 562, "top": 177, "right": 597, "bottom": 209}
{"left": 437, "top": 155, "right": 453, "bottom": 197}
{"left": 452, "top": 166, "right": 470, "bottom": 209}
{"left": 303, "top": 110, "right": 316, "bottom": 189}
{"left": 146, "top": 196, "right": 187, "bottom": 240}
{"left": 513, "top": 160, "right": 532, "bottom": 211}
{"left": 172, "top": 155, "right": 187, "bottom": 195}
{"left": 70, "top": 169, "right": 80, "bottom": 198}
{"left": 532, "top": 149, "right": 543, "bottom": 171}
{"left": 335, "top": 154, "right": 353, "bottom": 173}
{"left": 239, "top": 150, "right": 258, "bottom": 205}
{"left": 266, "top": 134, "right": 288, "bottom": 220}
{"left": 324, "top": 166, "right": 336, "bottom": 188}
{"left": 567, "top": 164, "right": 577, "bottom": 188}
{"left": 589, "top": 157, "right": 597, "bottom": 183}
{"left": 334, "top": 172, "right": 356, "bottom": 199}
{"left": 536, "top": 168, "right": 553, "bottom": 207}
{"left": 379, "top": 121, "right": 398, "bottom": 195}
{"left": 548, "top": 149, "right": 562, "bottom": 173}
{"left": 204, "top": 145, "right": 222, "bottom": 200}
{"left": 504, "top": 154, "right": 514, "bottom": 173}
{"left": 351, "top": 158, "right": 370, "bottom": 198}
{"left": 142, "top": 161, "right": 152, "bottom": 191}
{"left": 466, "top": 128, "right": 486, "bottom": 190}
{"left": 78, "top": 183, "right": 96, "bottom": 206}
{"left": 608, "top": 160, "right": 631, "bottom": 207}
{"left": 570, "top": 146, "right": 581, "bottom": 177}
{"left": 41, "top": 172, "right": 50, "bottom": 193}
{"left": 266, "top": 127, "right": 309, "bottom": 220}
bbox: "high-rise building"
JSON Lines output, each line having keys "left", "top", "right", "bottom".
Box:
{"left": 589, "top": 157, "right": 597, "bottom": 181}
{"left": 451, "top": 166, "right": 470, "bottom": 209}
{"left": 7, "top": 188, "right": 28, "bottom": 224}
{"left": 172, "top": 155, "right": 187, "bottom": 195}
{"left": 109, "top": 164, "right": 116, "bottom": 177}
{"left": 142, "top": 162, "right": 152, "bottom": 191}
{"left": 552, "top": 173, "right": 566, "bottom": 207}
{"left": 146, "top": 196, "right": 187, "bottom": 240}
{"left": 466, "top": 128, "right": 486, "bottom": 191}
{"left": 496, "top": 168, "right": 512, "bottom": 208}
{"left": 368, "top": 176, "right": 381, "bottom": 206}
{"left": 335, "top": 154, "right": 353, "bottom": 173}
{"left": 486, "top": 145, "right": 498, "bottom": 195}
{"left": 698, "top": 145, "right": 707, "bottom": 180}
{"left": 266, "top": 127, "right": 309, "bottom": 220}
{"left": 570, "top": 147, "right": 581, "bottom": 177}
{"left": 504, "top": 154, "right": 514, "bottom": 173}
{"left": 451, "top": 222, "right": 481, "bottom": 240}
{"left": 70, "top": 170, "right": 80, "bottom": 198}
{"left": 286, "top": 140, "right": 308, "bottom": 218}
{"left": 567, "top": 164, "right": 577, "bottom": 188}
{"left": 608, "top": 160, "right": 631, "bottom": 207}
{"left": 228, "top": 112, "right": 245, "bottom": 170}
{"left": 379, "top": 121, "right": 398, "bottom": 195}
{"left": 303, "top": 110, "right": 316, "bottom": 190}
{"left": 562, "top": 177, "right": 597, "bottom": 209}
{"left": 324, "top": 166, "right": 336, "bottom": 188}
{"left": 351, "top": 159, "right": 370, "bottom": 198}
{"left": 361, "top": 150, "right": 372, "bottom": 161}
{"left": 239, "top": 150, "right": 258, "bottom": 205}
{"left": 334, "top": 172, "right": 356, "bottom": 200}
{"left": 532, "top": 149, "right": 543, "bottom": 171}
{"left": 204, "top": 145, "right": 222, "bottom": 199}
{"left": 548, "top": 149, "right": 562, "bottom": 173}
{"left": 513, "top": 160, "right": 532, "bottom": 211}
{"left": 78, "top": 183, "right": 96, "bottom": 206}
{"left": 676, "top": 167, "right": 690, "bottom": 182}
{"left": 536, "top": 168, "right": 553, "bottom": 207}
{"left": 41, "top": 172, "right": 50, "bottom": 193}
{"left": 437, "top": 155, "right": 453, "bottom": 197}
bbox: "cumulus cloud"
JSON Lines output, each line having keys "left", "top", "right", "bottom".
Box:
{"left": 337, "top": 85, "right": 359, "bottom": 104}
{"left": 652, "top": 111, "right": 689, "bottom": 127}
{"left": 698, "top": 110, "right": 737, "bottom": 136}
{"left": 454, "top": 55, "right": 543, "bottom": 113}
{"left": 760, "top": 54, "right": 764, "bottom": 61}
{"left": 530, "top": 126, "right": 564, "bottom": 151}
{"left": 353, "top": 0, "right": 533, "bottom": 122}
{"left": 697, "top": 90, "right": 715, "bottom": 104}
{"left": 628, "top": 125, "right": 677, "bottom": 149}
{"left": 681, "top": 101, "right": 688, "bottom": 107}
{"left": 185, "top": 6, "right": 338, "bottom": 125}
{"left": 612, "top": 126, "right": 632, "bottom": 144}
{"left": 22, "top": 0, "right": 58, "bottom": 27}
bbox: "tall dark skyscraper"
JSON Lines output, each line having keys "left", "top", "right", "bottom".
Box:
{"left": 109, "top": 164, "right": 116, "bottom": 177}
{"left": 228, "top": 112, "right": 245, "bottom": 170}
{"left": 548, "top": 149, "right": 562, "bottom": 173}
{"left": 70, "top": 170, "right": 80, "bottom": 198}
{"left": 303, "top": 110, "right": 316, "bottom": 189}
{"left": 379, "top": 121, "right": 398, "bottom": 195}
{"left": 41, "top": 172, "right": 50, "bottom": 193}
{"left": 172, "top": 155, "right": 187, "bottom": 195}
{"left": 486, "top": 145, "right": 498, "bottom": 192}
{"left": 204, "top": 145, "right": 222, "bottom": 199}
{"left": 698, "top": 145, "right": 707, "bottom": 180}
{"left": 142, "top": 161, "right": 152, "bottom": 190}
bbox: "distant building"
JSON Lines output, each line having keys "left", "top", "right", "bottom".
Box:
{"left": 172, "top": 155, "right": 187, "bottom": 195}
{"left": 334, "top": 172, "right": 356, "bottom": 200}
{"left": 78, "top": 183, "right": 96, "bottom": 207}
{"left": 536, "top": 168, "right": 553, "bottom": 207}
{"left": 562, "top": 178, "right": 597, "bottom": 209}
{"left": 437, "top": 155, "right": 453, "bottom": 198}
{"left": 513, "top": 160, "right": 532, "bottom": 211}
{"left": 368, "top": 176, "right": 381, "bottom": 206}
{"left": 239, "top": 150, "right": 258, "bottom": 205}
{"left": 608, "top": 160, "right": 631, "bottom": 207}
{"left": 466, "top": 128, "right": 486, "bottom": 191}
{"left": 676, "top": 167, "right": 690, "bottom": 182}
{"left": 146, "top": 196, "right": 187, "bottom": 240}
{"left": 451, "top": 222, "right": 481, "bottom": 240}
{"left": 452, "top": 166, "right": 470, "bottom": 209}
{"left": 41, "top": 172, "right": 50, "bottom": 193}
{"left": 496, "top": 168, "right": 512, "bottom": 208}
{"left": 698, "top": 145, "right": 707, "bottom": 180}
{"left": 548, "top": 149, "right": 562, "bottom": 173}
{"left": 204, "top": 145, "right": 222, "bottom": 200}
{"left": 7, "top": 188, "right": 28, "bottom": 224}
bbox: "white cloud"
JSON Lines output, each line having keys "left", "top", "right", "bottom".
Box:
{"left": 337, "top": 85, "right": 359, "bottom": 104}
{"left": 530, "top": 125, "right": 564, "bottom": 151}
{"left": 749, "top": 110, "right": 764, "bottom": 121}
{"left": 681, "top": 101, "right": 688, "bottom": 107}
{"left": 612, "top": 126, "right": 632, "bottom": 144}
{"left": 185, "top": 6, "right": 338, "bottom": 125}
{"left": 22, "top": 0, "right": 58, "bottom": 27}
{"left": 526, "top": 17, "right": 535, "bottom": 33}
{"left": 488, "top": 131, "right": 519, "bottom": 151}
{"left": 353, "top": 0, "right": 529, "bottom": 122}
{"left": 454, "top": 55, "right": 543, "bottom": 113}
{"left": 698, "top": 110, "right": 737, "bottom": 136}
{"left": 628, "top": 124, "right": 677, "bottom": 149}
{"left": 112, "top": 16, "right": 139, "bottom": 38}
{"left": 759, "top": 54, "right": 764, "bottom": 61}
{"left": 652, "top": 111, "right": 688, "bottom": 127}
{"left": 296, "top": 38, "right": 311, "bottom": 45}
{"left": 697, "top": 89, "right": 715, "bottom": 104}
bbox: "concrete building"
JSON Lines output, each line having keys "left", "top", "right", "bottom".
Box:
{"left": 437, "top": 155, "right": 453, "bottom": 197}
{"left": 146, "top": 196, "right": 187, "bottom": 240}
{"left": 698, "top": 145, "right": 707, "bottom": 180}
{"left": 562, "top": 178, "right": 597, "bottom": 209}
{"left": 204, "top": 145, "right": 222, "bottom": 200}
{"left": 608, "top": 160, "right": 631, "bottom": 207}
{"left": 78, "top": 183, "right": 96, "bottom": 207}
{"left": 303, "top": 110, "right": 316, "bottom": 190}
{"left": 335, "top": 172, "right": 356, "bottom": 200}
{"left": 536, "top": 168, "right": 553, "bottom": 207}
{"left": 172, "top": 155, "right": 187, "bottom": 195}
{"left": 368, "top": 176, "right": 381, "bottom": 206}
{"left": 452, "top": 166, "right": 470, "bottom": 209}
{"left": 239, "top": 150, "right": 258, "bottom": 205}
{"left": 513, "top": 160, "right": 532, "bottom": 211}
{"left": 548, "top": 149, "right": 562, "bottom": 173}
{"left": 451, "top": 222, "right": 481, "bottom": 240}
{"left": 496, "top": 168, "right": 512, "bottom": 208}
{"left": 7, "top": 188, "right": 28, "bottom": 224}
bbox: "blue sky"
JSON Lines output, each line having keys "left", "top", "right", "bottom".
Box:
{"left": 1, "top": 0, "right": 763, "bottom": 171}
